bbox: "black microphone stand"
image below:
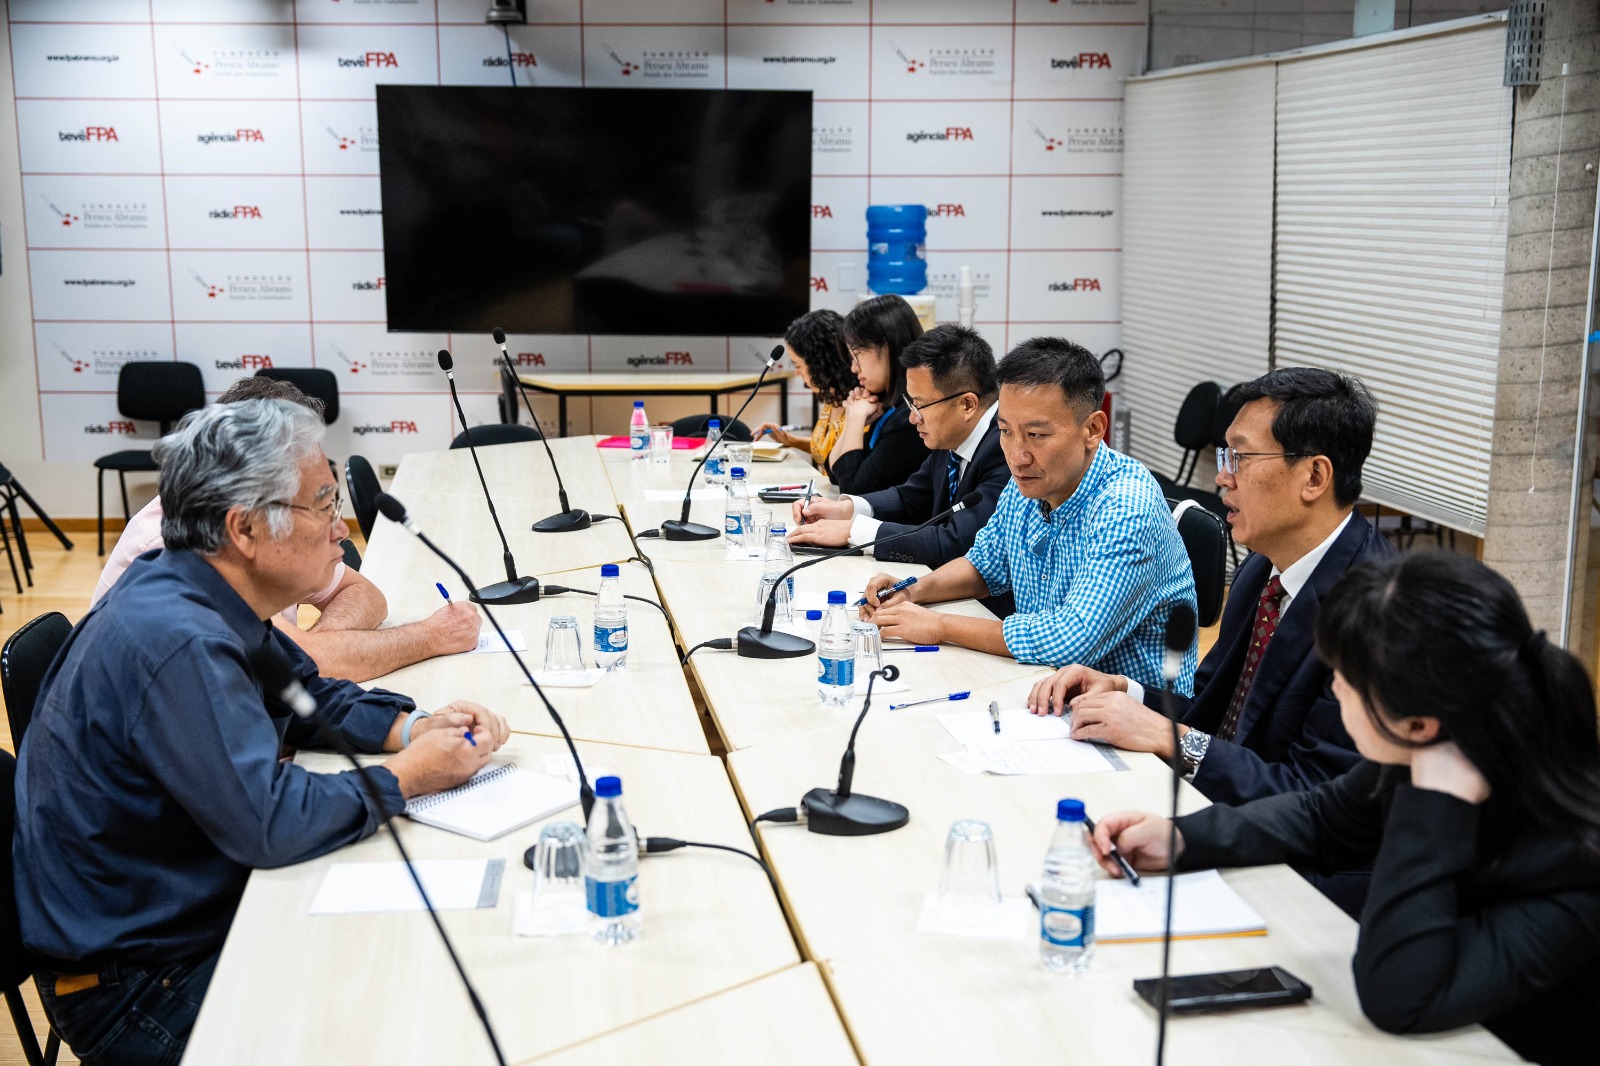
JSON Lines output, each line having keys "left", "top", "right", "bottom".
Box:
{"left": 375, "top": 491, "right": 596, "bottom": 825}
{"left": 738, "top": 491, "right": 983, "bottom": 659}
{"left": 800, "top": 664, "right": 910, "bottom": 836}
{"left": 660, "top": 344, "right": 785, "bottom": 541}
{"left": 1154, "top": 604, "right": 1196, "bottom": 1066}
{"left": 437, "top": 348, "right": 541, "bottom": 605}
{"left": 491, "top": 328, "right": 592, "bottom": 534}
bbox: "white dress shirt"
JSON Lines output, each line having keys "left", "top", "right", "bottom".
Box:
{"left": 845, "top": 402, "right": 998, "bottom": 553}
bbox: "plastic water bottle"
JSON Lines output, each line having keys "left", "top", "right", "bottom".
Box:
{"left": 629, "top": 400, "right": 649, "bottom": 461}
{"left": 1039, "top": 798, "right": 1096, "bottom": 973}
{"left": 724, "top": 467, "right": 751, "bottom": 549}
{"left": 704, "top": 418, "right": 726, "bottom": 486}
{"left": 592, "top": 563, "right": 628, "bottom": 672}
{"left": 586, "top": 775, "right": 641, "bottom": 945}
{"left": 758, "top": 526, "right": 795, "bottom": 626}
{"left": 804, "top": 609, "right": 824, "bottom": 641}
{"left": 817, "top": 590, "right": 855, "bottom": 706}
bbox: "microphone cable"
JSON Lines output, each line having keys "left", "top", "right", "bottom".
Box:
{"left": 541, "top": 583, "right": 667, "bottom": 618}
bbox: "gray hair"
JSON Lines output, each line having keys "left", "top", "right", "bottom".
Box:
{"left": 154, "top": 398, "right": 327, "bottom": 554}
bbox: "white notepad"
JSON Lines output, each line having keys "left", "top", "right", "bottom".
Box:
{"left": 405, "top": 763, "right": 578, "bottom": 841}
{"left": 1095, "top": 871, "right": 1268, "bottom": 942}
{"left": 310, "top": 859, "right": 504, "bottom": 915}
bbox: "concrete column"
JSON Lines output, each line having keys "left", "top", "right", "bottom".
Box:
{"left": 1482, "top": 1, "right": 1600, "bottom": 646}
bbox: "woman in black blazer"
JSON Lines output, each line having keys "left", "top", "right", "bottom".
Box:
{"left": 828, "top": 295, "right": 929, "bottom": 495}
{"left": 1094, "top": 552, "right": 1600, "bottom": 1066}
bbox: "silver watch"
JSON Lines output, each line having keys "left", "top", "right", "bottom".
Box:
{"left": 1178, "top": 729, "right": 1211, "bottom": 777}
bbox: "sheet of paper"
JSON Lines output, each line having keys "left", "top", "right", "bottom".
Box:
{"left": 791, "top": 589, "right": 866, "bottom": 614}
{"left": 937, "top": 707, "right": 1070, "bottom": 748}
{"left": 526, "top": 668, "right": 606, "bottom": 688}
{"left": 914, "top": 891, "right": 1034, "bottom": 942}
{"left": 310, "top": 859, "right": 502, "bottom": 915}
{"left": 466, "top": 629, "right": 527, "bottom": 655}
{"left": 1095, "top": 870, "right": 1267, "bottom": 942}
{"left": 965, "top": 739, "right": 1121, "bottom": 775}
{"left": 935, "top": 750, "right": 987, "bottom": 775}
{"left": 513, "top": 889, "right": 589, "bottom": 938}
{"left": 541, "top": 753, "right": 614, "bottom": 785}
{"left": 644, "top": 487, "right": 722, "bottom": 502}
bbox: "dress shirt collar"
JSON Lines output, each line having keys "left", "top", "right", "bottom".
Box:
{"left": 1272, "top": 511, "right": 1353, "bottom": 603}
{"left": 952, "top": 402, "right": 998, "bottom": 467}
{"left": 157, "top": 548, "right": 276, "bottom": 648}
{"left": 1039, "top": 441, "right": 1112, "bottom": 523}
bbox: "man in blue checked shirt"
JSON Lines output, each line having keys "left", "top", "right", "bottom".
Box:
{"left": 862, "top": 337, "right": 1197, "bottom": 693}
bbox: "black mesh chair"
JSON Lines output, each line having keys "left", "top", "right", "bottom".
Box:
{"left": 0, "top": 749, "right": 61, "bottom": 1066}
{"left": 255, "top": 367, "right": 340, "bottom": 425}
{"left": 1154, "top": 382, "right": 1222, "bottom": 493}
{"left": 94, "top": 362, "right": 205, "bottom": 555}
{"left": 1169, "top": 499, "right": 1228, "bottom": 628}
{"left": 344, "top": 455, "right": 382, "bottom": 542}
{"left": 670, "top": 415, "right": 753, "bottom": 442}
{"left": 1, "top": 612, "right": 71, "bottom": 750}
{"left": 450, "top": 424, "right": 541, "bottom": 449}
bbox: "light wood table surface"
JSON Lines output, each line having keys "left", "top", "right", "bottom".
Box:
{"left": 184, "top": 734, "right": 799, "bottom": 1066}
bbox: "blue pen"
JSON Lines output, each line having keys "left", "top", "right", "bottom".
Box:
{"left": 856, "top": 575, "right": 919, "bottom": 606}
{"left": 464, "top": 731, "right": 477, "bottom": 748}
{"left": 889, "top": 691, "right": 970, "bottom": 711}
{"left": 435, "top": 582, "right": 451, "bottom": 604}
{"left": 883, "top": 645, "right": 940, "bottom": 653}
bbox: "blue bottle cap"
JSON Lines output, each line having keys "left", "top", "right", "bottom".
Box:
{"left": 827, "top": 590, "right": 847, "bottom": 605}
{"left": 771, "top": 526, "right": 786, "bottom": 535}
{"left": 731, "top": 467, "right": 746, "bottom": 478}
{"left": 632, "top": 400, "right": 644, "bottom": 407}
{"left": 600, "top": 563, "right": 619, "bottom": 578}
{"left": 1056, "top": 799, "right": 1086, "bottom": 822}
{"left": 806, "top": 609, "right": 823, "bottom": 620}
{"left": 708, "top": 418, "right": 721, "bottom": 428}
{"left": 595, "top": 775, "right": 622, "bottom": 798}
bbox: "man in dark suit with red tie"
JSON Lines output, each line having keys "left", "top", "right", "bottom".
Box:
{"left": 1027, "top": 367, "right": 1386, "bottom": 912}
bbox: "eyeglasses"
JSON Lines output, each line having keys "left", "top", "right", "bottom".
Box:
{"left": 271, "top": 486, "right": 344, "bottom": 528}
{"left": 1215, "top": 447, "right": 1309, "bottom": 476}
{"left": 903, "top": 391, "right": 971, "bottom": 416}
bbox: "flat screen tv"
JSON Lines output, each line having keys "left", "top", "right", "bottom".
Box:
{"left": 376, "top": 85, "right": 812, "bottom": 336}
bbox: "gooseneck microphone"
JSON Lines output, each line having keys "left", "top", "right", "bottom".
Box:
{"left": 659, "top": 344, "right": 786, "bottom": 541}
{"left": 800, "top": 664, "right": 909, "bottom": 836}
{"left": 1154, "top": 602, "right": 1197, "bottom": 1066}
{"left": 437, "top": 349, "right": 542, "bottom": 605}
{"left": 375, "top": 491, "right": 596, "bottom": 824}
{"left": 491, "top": 327, "right": 592, "bottom": 534}
{"left": 737, "top": 491, "right": 984, "bottom": 659}
{"left": 248, "top": 643, "right": 508, "bottom": 1066}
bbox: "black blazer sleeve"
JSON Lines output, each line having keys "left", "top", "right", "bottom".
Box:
{"left": 858, "top": 452, "right": 938, "bottom": 525}
{"left": 1187, "top": 681, "right": 1363, "bottom": 806}
{"left": 829, "top": 407, "right": 929, "bottom": 496}
{"left": 872, "top": 453, "right": 1011, "bottom": 569}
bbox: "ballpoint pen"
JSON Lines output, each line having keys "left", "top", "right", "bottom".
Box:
{"left": 1084, "top": 814, "right": 1141, "bottom": 886}
{"left": 800, "top": 478, "right": 815, "bottom": 522}
{"left": 882, "top": 645, "right": 939, "bottom": 653}
{"left": 856, "top": 574, "right": 918, "bottom": 606}
{"left": 988, "top": 699, "right": 1001, "bottom": 734}
{"left": 889, "top": 691, "right": 969, "bottom": 711}
{"left": 435, "top": 582, "right": 451, "bottom": 604}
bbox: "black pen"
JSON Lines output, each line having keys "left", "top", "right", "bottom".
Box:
{"left": 1084, "top": 814, "right": 1140, "bottom": 886}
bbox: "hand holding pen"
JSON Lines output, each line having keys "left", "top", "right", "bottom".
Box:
{"left": 856, "top": 575, "right": 918, "bottom": 607}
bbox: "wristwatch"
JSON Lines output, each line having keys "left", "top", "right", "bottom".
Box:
{"left": 1178, "top": 728, "right": 1211, "bottom": 778}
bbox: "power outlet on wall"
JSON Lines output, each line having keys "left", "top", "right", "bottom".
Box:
{"left": 380, "top": 464, "right": 398, "bottom": 479}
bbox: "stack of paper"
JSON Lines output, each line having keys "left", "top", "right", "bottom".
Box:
{"left": 935, "top": 707, "right": 1126, "bottom": 775}
{"left": 1095, "top": 871, "right": 1267, "bottom": 942}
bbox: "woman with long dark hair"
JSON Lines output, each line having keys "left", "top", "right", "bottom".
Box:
{"left": 755, "top": 309, "right": 857, "bottom": 471}
{"left": 827, "top": 294, "right": 930, "bottom": 495}
{"left": 1093, "top": 551, "right": 1600, "bottom": 1065}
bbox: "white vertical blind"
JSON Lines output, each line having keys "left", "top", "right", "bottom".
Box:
{"left": 1273, "top": 22, "right": 1510, "bottom": 535}
{"left": 1121, "top": 64, "right": 1276, "bottom": 482}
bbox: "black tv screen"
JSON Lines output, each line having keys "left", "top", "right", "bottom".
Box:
{"left": 376, "top": 85, "right": 812, "bottom": 336}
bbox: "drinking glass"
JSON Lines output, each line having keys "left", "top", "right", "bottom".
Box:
{"left": 937, "top": 819, "right": 1002, "bottom": 926}
{"left": 527, "top": 821, "right": 589, "bottom": 935}
{"left": 745, "top": 508, "right": 773, "bottom": 559}
{"left": 852, "top": 620, "right": 883, "bottom": 682}
{"left": 650, "top": 424, "right": 673, "bottom": 464}
{"left": 726, "top": 441, "right": 754, "bottom": 470}
{"left": 543, "top": 615, "right": 586, "bottom": 674}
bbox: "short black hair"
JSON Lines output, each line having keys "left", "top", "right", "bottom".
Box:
{"left": 783, "top": 309, "right": 855, "bottom": 406}
{"left": 900, "top": 324, "right": 997, "bottom": 402}
{"left": 217, "top": 375, "right": 326, "bottom": 421}
{"left": 994, "top": 337, "right": 1105, "bottom": 417}
{"left": 1226, "top": 367, "right": 1377, "bottom": 508}
{"left": 843, "top": 294, "right": 923, "bottom": 403}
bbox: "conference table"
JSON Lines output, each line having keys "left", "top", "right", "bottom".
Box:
{"left": 183, "top": 436, "right": 1521, "bottom": 1065}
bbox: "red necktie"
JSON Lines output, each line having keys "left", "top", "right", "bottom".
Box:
{"left": 1218, "top": 575, "right": 1286, "bottom": 741}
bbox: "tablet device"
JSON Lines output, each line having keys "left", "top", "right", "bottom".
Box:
{"left": 1133, "top": 967, "right": 1311, "bottom": 1014}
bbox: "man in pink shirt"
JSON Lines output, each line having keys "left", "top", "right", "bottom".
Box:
{"left": 92, "top": 377, "right": 480, "bottom": 681}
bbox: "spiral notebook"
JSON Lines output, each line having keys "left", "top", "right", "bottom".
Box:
{"left": 405, "top": 763, "right": 579, "bottom": 842}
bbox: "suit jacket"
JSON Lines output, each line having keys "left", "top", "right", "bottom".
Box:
{"left": 1146, "top": 511, "right": 1389, "bottom": 806}
{"left": 1177, "top": 760, "right": 1600, "bottom": 1066}
{"left": 829, "top": 405, "right": 929, "bottom": 497}
{"left": 860, "top": 419, "right": 1008, "bottom": 569}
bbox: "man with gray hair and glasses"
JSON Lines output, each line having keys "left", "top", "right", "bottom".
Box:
{"left": 15, "top": 398, "right": 510, "bottom": 1065}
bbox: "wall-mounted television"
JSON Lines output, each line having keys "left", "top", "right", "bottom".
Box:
{"left": 376, "top": 85, "right": 812, "bottom": 336}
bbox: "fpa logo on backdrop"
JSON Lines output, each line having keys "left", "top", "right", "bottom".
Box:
{"left": 9, "top": 0, "right": 1143, "bottom": 460}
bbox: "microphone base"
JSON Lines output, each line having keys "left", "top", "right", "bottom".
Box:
{"left": 736, "top": 626, "right": 816, "bottom": 659}
{"left": 532, "top": 509, "right": 592, "bottom": 533}
{"left": 470, "top": 576, "right": 543, "bottom": 605}
{"left": 802, "top": 788, "right": 909, "bottom": 837}
{"left": 661, "top": 519, "right": 721, "bottom": 541}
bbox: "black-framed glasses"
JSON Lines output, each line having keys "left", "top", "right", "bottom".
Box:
{"left": 270, "top": 486, "right": 344, "bottom": 528}
{"left": 903, "top": 391, "right": 971, "bottom": 416}
{"left": 1215, "top": 447, "right": 1309, "bottom": 476}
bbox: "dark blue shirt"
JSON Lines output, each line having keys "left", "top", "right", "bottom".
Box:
{"left": 15, "top": 548, "right": 411, "bottom": 967}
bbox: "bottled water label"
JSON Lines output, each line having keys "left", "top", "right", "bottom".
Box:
{"left": 586, "top": 874, "right": 639, "bottom": 918}
{"left": 818, "top": 655, "right": 854, "bottom": 688}
{"left": 594, "top": 625, "right": 628, "bottom": 653}
{"left": 1041, "top": 904, "right": 1093, "bottom": 948}
{"left": 630, "top": 434, "right": 647, "bottom": 451}
{"left": 725, "top": 513, "right": 745, "bottom": 538}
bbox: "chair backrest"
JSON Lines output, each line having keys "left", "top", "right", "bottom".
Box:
{"left": 339, "top": 538, "right": 362, "bottom": 572}
{"left": 1210, "top": 387, "right": 1244, "bottom": 448}
{"left": 256, "top": 367, "right": 340, "bottom": 425}
{"left": 498, "top": 366, "right": 521, "bottom": 426}
{"left": 1173, "top": 382, "right": 1222, "bottom": 452}
{"left": 1169, "top": 500, "right": 1227, "bottom": 628}
{"left": 0, "top": 612, "right": 72, "bottom": 751}
{"left": 450, "top": 424, "right": 542, "bottom": 449}
{"left": 117, "top": 361, "right": 206, "bottom": 432}
{"left": 0, "top": 750, "right": 37, "bottom": 992}
{"left": 344, "top": 455, "right": 382, "bottom": 542}
{"left": 670, "top": 415, "right": 753, "bottom": 442}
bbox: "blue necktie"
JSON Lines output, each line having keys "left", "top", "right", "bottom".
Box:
{"left": 946, "top": 453, "right": 961, "bottom": 504}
